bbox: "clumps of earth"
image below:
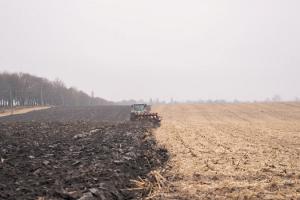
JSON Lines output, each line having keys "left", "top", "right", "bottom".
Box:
{"left": 0, "top": 106, "right": 169, "bottom": 200}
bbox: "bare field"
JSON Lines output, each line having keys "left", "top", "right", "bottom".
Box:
{"left": 0, "top": 105, "right": 131, "bottom": 122}
{"left": 153, "top": 103, "right": 300, "bottom": 199}
{"left": 0, "top": 106, "right": 168, "bottom": 200}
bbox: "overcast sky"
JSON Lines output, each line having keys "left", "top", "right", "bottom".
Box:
{"left": 0, "top": 0, "right": 299, "bottom": 101}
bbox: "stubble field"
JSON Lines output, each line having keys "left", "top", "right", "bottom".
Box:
{"left": 153, "top": 103, "right": 300, "bottom": 199}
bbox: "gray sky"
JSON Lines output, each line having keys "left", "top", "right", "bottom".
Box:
{"left": 0, "top": 0, "right": 299, "bottom": 101}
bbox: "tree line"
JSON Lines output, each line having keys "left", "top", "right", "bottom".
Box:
{"left": 0, "top": 72, "right": 111, "bottom": 107}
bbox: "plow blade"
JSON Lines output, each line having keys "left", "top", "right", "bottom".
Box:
{"left": 130, "top": 113, "right": 161, "bottom": 123}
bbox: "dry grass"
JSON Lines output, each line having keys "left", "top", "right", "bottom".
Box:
{"left": 153, "top": 103, "right": 300, "bottom": 199}
{"left": 125, "top": 170, "right": 167, "bottom": 199}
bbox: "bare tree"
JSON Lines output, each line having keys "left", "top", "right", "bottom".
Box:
{"left": 272, "top": 95, "right": 281, "bottom": 102}
{"left": 0, "top": 72, "right": 111, "bottom": 107}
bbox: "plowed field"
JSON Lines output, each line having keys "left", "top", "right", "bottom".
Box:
{"left": 0, "top": 106, "right": 168, "bottom": 200}
{"left": 0, "top": 106, "right": 130, "bottom": 122}
{"left": 153, "top": 103, "right": 300, "bottom": 199}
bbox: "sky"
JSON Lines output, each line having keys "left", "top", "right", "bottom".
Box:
{"left": 0, "top": 0, "right": 299, "bottom": 102}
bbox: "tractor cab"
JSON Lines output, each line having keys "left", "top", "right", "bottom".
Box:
{"left": 131, "top": 104, "right": 150, "bottom": 114}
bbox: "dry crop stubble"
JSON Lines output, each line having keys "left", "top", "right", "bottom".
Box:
{"left": 152, "top": 103, "right": 300, "bottom": 199}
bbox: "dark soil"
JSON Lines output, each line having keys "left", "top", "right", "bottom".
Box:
{"left": 0, "top": 107, "right": 168, "bottom": 200}
{"left": 0, "top": 106, "right": 131, "bottom": 122}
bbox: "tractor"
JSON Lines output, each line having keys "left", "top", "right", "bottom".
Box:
{"left": 130, "top": 104, "right": 161, "bottom": 123}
